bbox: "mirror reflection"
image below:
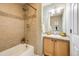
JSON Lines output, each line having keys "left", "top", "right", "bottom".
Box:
{"left": 43, "top": 3, "right": 65, "bottom": 35}
{"left": 49, "top": 7, "right": 64, "bottom": 34}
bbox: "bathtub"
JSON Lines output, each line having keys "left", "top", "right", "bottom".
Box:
{"left": 0, "top": 43, "right": 34, "bottom": 56}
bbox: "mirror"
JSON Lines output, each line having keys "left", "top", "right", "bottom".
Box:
{"left": 42, "top": 3, "right": 65, "bottom": 34}
{"left": 49, "top": 7, "right": 64, "bottom": 34}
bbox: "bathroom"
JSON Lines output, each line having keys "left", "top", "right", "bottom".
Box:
{"left": 0, "top": 3, "right": 79, "bottom": 56}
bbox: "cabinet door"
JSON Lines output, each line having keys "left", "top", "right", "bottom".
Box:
{"left": 55, "top": 40, "right": 69, "bottom": 56}
{"left": 44, "top": 37, "right": 55, "bottom": 56}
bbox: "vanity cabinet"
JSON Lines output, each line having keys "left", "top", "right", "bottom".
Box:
{"left": 43, "top": 37, "right": 70, "bottom": 56}
{"left": 44, "top": 37, "right": 55, "bottom": 56}
{"left": 55, "top": 40, "right": 69, "bottom": 56}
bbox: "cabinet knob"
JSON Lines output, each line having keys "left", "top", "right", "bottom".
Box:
{"left": 51, "top": 39, "right": 53, "bottom": 41}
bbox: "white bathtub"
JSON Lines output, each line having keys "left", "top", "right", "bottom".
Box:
{"left": 0, "top": 43, "right": 34, "bottom": 56}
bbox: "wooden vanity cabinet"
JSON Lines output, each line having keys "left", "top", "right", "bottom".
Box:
{"left": 43, "top": 37, "right": 55, "bottom": 56}
{"left": 55, "top": 40, "right": 69, "bottom": 56}
{"left": 43, "top": 37, "right": 70, "bottom": 56}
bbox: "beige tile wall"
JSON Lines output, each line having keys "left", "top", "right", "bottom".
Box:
{"left": 0, "top": 4, "right": 24, "bottom": 51}
{"left": 25, "top": 4, "right": 42, "bottom": 55}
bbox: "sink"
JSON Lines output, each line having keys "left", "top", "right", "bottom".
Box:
{"left": 43, "top": 34, "right": 69, "bottom": 41}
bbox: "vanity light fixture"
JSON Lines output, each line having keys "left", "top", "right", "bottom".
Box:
{"left": 49, "top": 7, "right": 64, "bottom": 16}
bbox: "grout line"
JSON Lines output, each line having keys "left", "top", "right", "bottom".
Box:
{"left": 0, "top": 10, "right": 23, "bottom": 20}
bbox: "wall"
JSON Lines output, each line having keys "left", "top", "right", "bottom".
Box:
{"left": 62, "top": 5, "right": 66, "bottom": 32}
{"left": 0, "top": 4, "right": 24, "bottom": 51}
{"left": 25, "top": 4, "right": 42, "bottom": 55}
{"left": 43, "top": 6, "right": 51, "bottom": 32}
{"left": 62, "top": 3, "right": 78, "bottom": 35}
{"left": 78, "top": 4, "right": 79, "bottom": 35}
{"left": 62, "top": 4, "right": 71, "bottom": 36}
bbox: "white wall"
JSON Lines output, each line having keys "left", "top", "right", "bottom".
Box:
{"left": 62, "top": 6, "right": 66, "bottom": 32}
{"left": 62, "top": 3, "right": 78, "bottom": 36}
{"left": 78, "top": 4, "right": 79, "bottom": 35}
{"left": 43, "top": 7, "right": 49, "bottom": 32}
{"left": 62, "top": 4, "right": 71, "bottom": 36}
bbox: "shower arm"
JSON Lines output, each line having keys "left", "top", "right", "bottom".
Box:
{"left": 25, "top": 4, "right": 37, "bottom": 11}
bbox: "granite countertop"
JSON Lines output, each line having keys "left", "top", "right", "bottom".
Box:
{"left": 43, "top": 34, "right": 70, "bottom": 41}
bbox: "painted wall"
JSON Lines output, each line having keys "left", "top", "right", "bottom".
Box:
{"left": 0, "top": 4, "right": 24, "bottom": 51}
{"left": 62, "top": 4, "right": 72, "bottom": 36}
{"left": 43, "top": 6, "right": 51, "bottom": 32}
{"left": 78, "top": 4, "right": 79, "bottom": 35}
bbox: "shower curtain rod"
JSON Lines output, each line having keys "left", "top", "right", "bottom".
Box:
{"left": 25, "top": 4, "right": 37, "bottom": 11}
